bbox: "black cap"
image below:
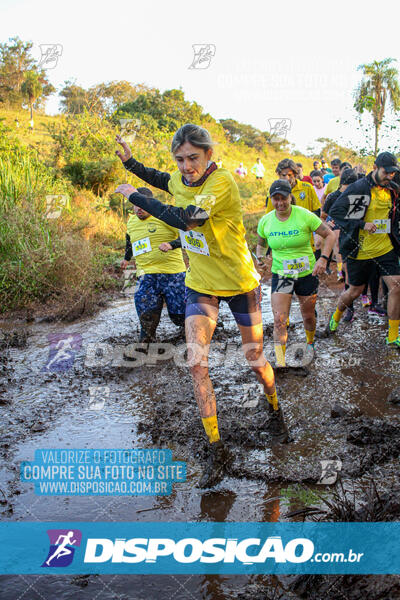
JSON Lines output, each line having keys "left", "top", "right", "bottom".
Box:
{"left": 340, "top": 168, "right": 358, "bottom": 186}
{"left": 375, "top": 152, "right": 400, "bottom": 173}
{"left": 269, "top": 179, "right": 292, "bottom": 198}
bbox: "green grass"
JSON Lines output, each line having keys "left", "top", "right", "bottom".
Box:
{"left": 0, "top": 153, "right": 69, "bottom": 211}
{"left": 0, "top": 201, "right": 117, "bottom": 311}
{"left": 0, "top": 143, "right": 119, "bottom": 313}
{"left": 281, "top": 484, "right": 329, "bottom": 507}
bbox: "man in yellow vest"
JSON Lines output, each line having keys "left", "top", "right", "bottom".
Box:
{"left": 121, "top": 187, "right": 186, "bottom": 342}
{"left": 265, "top": 158, "right": 321, "bottom": 253}
{"left": 266, "top": 158, "right": 320, "bottom": 215}
{"left": 322, "top": 160, "right": 352, "bottom": 203}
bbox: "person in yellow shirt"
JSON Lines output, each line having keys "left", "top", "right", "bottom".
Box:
{"left": 327, "top": 152, "right": 400, "bottom": 347}
{"left": 322, "top": 160, "right": 352, "bottom": 203}
{"left": 121, "top": 187, "right": 186, "bottom": 343}
{"left": 266, "top": 159, "right": 321, "bottom": 256}
{"left": 266, "top": 159, "right": 321, "bottom": 215}
{"left": 114, "top": 124, "right": 285, "bottom": 488}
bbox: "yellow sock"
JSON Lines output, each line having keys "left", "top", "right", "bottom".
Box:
{"left": 337, "top": 262, "right": 342, "bottom": 272}
{"left": 388, "top": 319, "right": 400, "bottom": 343}
{"left": 265, "top": 390, "right": 279, "bottom": 411}
{"left": 333, "top": 307, "right": 344, "bottom": 323}
{"left": 286, "top": 317, "right": 290, "bottom": 327}
{"left": 305, "top": 329, "right": 316, "bottom": 344}
{"left": 202, "top": 415, "right": 220, "bottom": 443}
{"left": 274, "top": 343, "right": 286, "bottom": 367}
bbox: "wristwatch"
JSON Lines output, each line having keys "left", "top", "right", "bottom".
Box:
{"left": 321, "top": 254, "right": 329, "bottom": 261}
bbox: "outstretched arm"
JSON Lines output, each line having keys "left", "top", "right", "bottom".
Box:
{"left": 114, "top": 184, "right": 209, "bottom": 231}
{"left": 115, "top": 135, "right": 171, "bottom": 193}
{"left": 123, "top": 157, "right": 171, "bottom": 193}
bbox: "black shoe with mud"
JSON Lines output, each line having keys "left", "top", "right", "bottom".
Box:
{"left": 199, "top": 440, "right": 232, "bottom": 488}
{"left": 265, "top": 404, "right": 290, "bottom": 444}
{"left": 273, "top": 364, "right": 309, "bottom": 377}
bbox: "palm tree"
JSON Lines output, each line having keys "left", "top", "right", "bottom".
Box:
{"left": 354, "top": 58, "right": 400, "bottom": 155}
{"left": 21, "top": 70, "right": 42, "bottom": 130}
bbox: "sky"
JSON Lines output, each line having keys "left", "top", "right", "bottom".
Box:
{"left": 1, "top": 0, "right": 400, "bottom": 154}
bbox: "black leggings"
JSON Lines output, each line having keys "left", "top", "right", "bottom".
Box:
{"left": 345, "top": 265, "right": 389, "bottom": 307}
{"left": 368, "top": 265, "right": 389, "bottom": 306}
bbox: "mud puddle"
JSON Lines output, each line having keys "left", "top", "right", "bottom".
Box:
{"left": 0, "top": 282, "right": 399, "bottom": 599}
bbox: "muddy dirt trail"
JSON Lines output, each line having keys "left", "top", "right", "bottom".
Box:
{"left": 1, "top": 277, "right": 400, "bottom": 599}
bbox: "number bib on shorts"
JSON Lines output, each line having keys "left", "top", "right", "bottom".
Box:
{"left": 179, "top": 230, "right": 210, "bottom": 256}
{"left": 281, "top": 256, "right": 310, "bottom": 275}
{"left": 373, "top": 219, "right": 391, "bottom": 234}
{"left": 133, "top": 237, "right": 152, "bottom": 256}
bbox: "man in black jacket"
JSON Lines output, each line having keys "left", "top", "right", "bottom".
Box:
{"left": 326, "top": 152, "right": 400, "bottom": 347}
{"left": 323, "top": 168, "right": 359, "bottom": 315}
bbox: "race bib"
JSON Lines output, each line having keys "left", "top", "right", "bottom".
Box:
{"left": 282, "top": 256, "right": 310, "bottom": 275}
{"left": 133, "top": 237, "right": 152, "bottom": 256}
{"left": 179, "top": 230, "right": 210, "bottom": 256}
{"left": 373, "top": 219, "right": 391, "bottom": 234}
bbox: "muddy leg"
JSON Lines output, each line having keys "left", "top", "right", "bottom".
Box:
{"left": 271, "top": 291, "right": 292, "bottom": 367}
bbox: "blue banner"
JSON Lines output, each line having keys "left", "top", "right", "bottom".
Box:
{"left": 0, "top": 522, "right": 398, "bottom": 574}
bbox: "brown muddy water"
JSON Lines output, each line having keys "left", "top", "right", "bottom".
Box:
{"left": 1, "top": 279, "right": 400, "bottom": 599}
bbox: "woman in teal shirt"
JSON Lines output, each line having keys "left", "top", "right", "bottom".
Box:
{"left": 256, "top": 179, "right": 335, "bottom": 368}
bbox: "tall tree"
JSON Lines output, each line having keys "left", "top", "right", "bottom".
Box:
{"left": 21, "top": 71, "right": 43, "bottom": 126}
{"left": 115, "top": 88, "right": 205, "bottom": 133}
{"left": 95, "top": 81, "right": 149, "bottom": 114}
{"left": 354, "top": 58, "right": 400, "bottom": 155}
{"left": 315, "top": 137, "right": 358, "bottom": 162}
{"left": 0, "top": 37, "right": 35, "bottom": 106}
{"left": 0, "top": 36, "right": 54, "bottom": 108}
{"left": 220, "top": 118, "right": 271, "bottom": 151}
{"left": 59, "top": 81, "right": 101, "bottom": 114}
{"left": 59, "top": 80, "right": 152, "bottom": 115}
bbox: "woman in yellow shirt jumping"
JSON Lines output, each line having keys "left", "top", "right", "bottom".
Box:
{"left": 114, "top": 124, "right": 287, "bottom": 487}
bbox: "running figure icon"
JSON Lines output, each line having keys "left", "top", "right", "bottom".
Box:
{"left": 45, "top": 531, "right": 77, "bottom": 566}
{"left": 43, "top": 333, "right": 82, "bottom": 372}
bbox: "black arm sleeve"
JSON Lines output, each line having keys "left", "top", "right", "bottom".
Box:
{"left": 128, "top": 192, "right": 209, "bottom": 231}
{"left": 124, "top": 233, "right": 132, "bottom": 261}
{"left": 169, "top": 237, "right": 182, "bottom": 250}
{"left": 323, "top": 194, "right": 333, "bottom": 215}
{"left": 123, "top": 157, "right": 171, "bottom": 193}
{"left": 323, "top": 191, "right": 341, "bottom": 215}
